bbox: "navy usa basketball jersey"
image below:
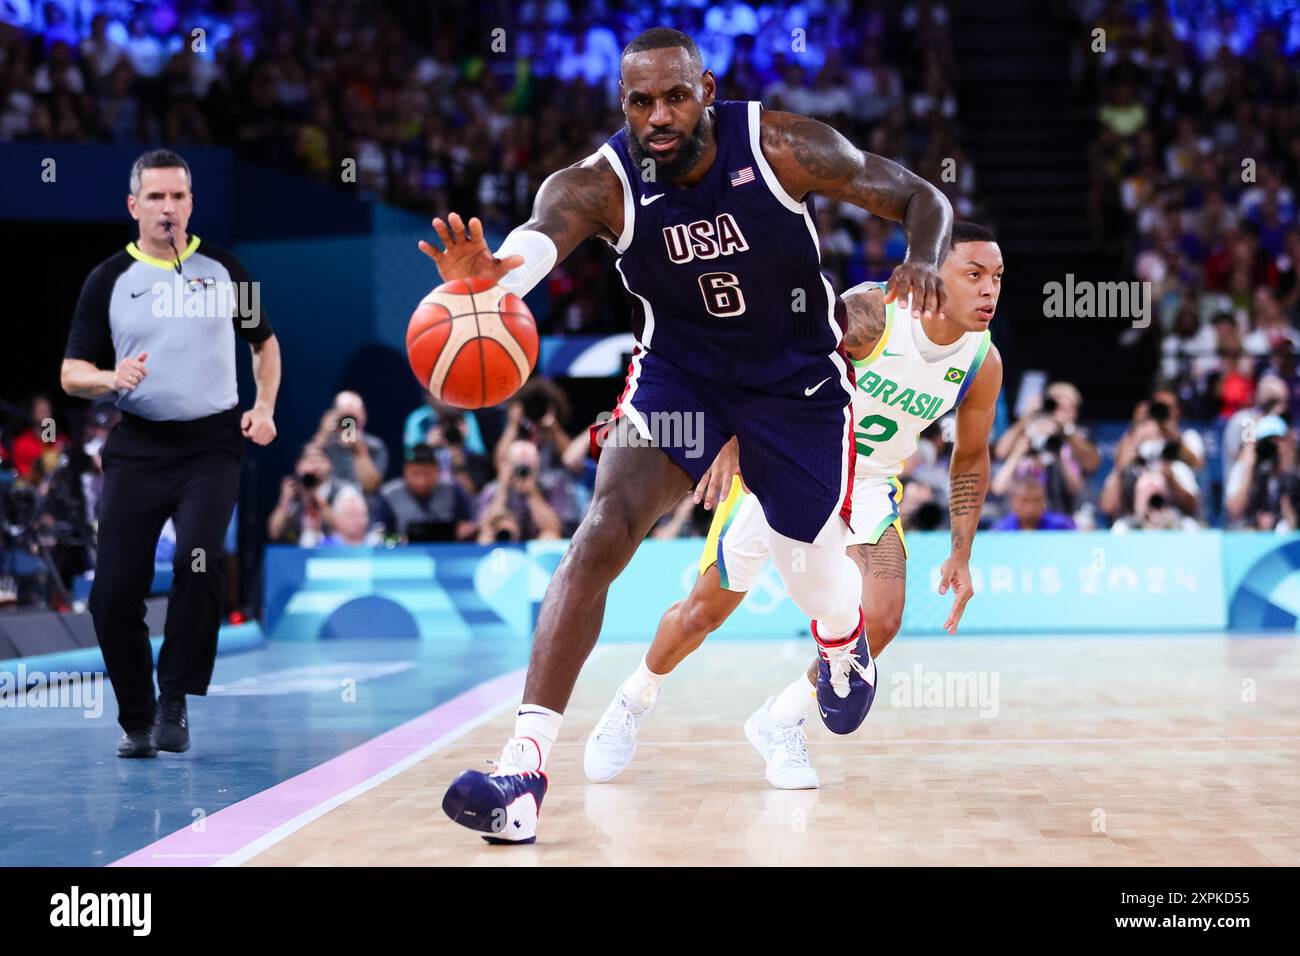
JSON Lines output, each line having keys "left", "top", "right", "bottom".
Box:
{"left": 588, "top": 99, "right": 847, "bottom": 389}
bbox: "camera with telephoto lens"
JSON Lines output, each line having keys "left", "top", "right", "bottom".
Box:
{"left": 513, "top": 463, "right": 533, "bottom": 480}
{"left": 0, "top": 469, "right": 40, "bottom": 534}
{"left": 1030, "top": 430, "right": 1063, "bottom": 457}
{"left": 299, "top": 472, "right": 321, "bottom": 491}
{"left": 522, "top": 393, "right": 552, "bottom": 425}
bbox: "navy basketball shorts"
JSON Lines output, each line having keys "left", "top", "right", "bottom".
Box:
{"left": 591, "top": 347, "right": 855, "bottom": 544}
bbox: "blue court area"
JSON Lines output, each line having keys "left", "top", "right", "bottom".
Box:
{"left": 0, "top": 635, "right": 529, "bottom": 867}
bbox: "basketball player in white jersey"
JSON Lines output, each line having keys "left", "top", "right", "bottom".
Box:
{"left": 584, "top": 222, "right": 1004, "bottom": 788}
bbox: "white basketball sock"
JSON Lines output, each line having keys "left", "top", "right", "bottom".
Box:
{"left": 511, "top": 704, "right": 563, "bottom": 771}
{"left": 620, "top": 656, "right": 666, "bottom": 712}
{"left": 771, "top": 671, "right": 817, "bottom": 722}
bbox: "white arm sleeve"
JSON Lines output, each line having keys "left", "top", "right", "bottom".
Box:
{"left": 494, "top": 228, "right": 558, "bottom": 298}
{"left": 841, "top": 280, "right": 888, "bottom": 298}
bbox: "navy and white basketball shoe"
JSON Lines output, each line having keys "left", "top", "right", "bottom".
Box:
{"left": 442, "top": 739, "right": 548, "bottom": 844}
{"left": 813, "top": 610, "right": 877, "bottom": 735}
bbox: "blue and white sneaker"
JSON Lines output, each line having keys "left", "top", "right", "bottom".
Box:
{"left": 813, "top": 611, "right": 877, "bottom": 735}
{"left": 442, "top": 739, "right": 548, "bottom": 844}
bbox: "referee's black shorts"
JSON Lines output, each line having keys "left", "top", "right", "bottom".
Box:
{"left": 89, "top": 406, "right": 244, "bottom": 733}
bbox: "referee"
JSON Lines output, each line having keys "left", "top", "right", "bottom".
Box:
{"left": 61, "top": 149, "right": 281, "bottom": 758}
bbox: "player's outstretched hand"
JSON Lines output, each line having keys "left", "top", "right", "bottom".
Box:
{"left": 937, "top": 554, "right": 974, "bottom": 634}
{"left": 695, "top": 436, "right": 742, "bottom": 511}
{"left": 883, "top": 260, "right": 946, "bottom": 322}
{"left": 418, "top": 213, "right": 524, "bottom": 284}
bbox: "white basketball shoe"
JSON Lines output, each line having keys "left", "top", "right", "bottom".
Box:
{"left": 744, "top": 696, "right": 819, "bottom": 790}
{"left": 583, "top": 688, "right": 659, "bottom": 782}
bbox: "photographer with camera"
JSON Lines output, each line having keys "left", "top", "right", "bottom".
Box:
{"left": 1100, "top": 392, "right": 1203, "bottom": 526}
{"left": 476, "top": 440, "right": 563, "bottom": 544}
{"left": 990, "top": 391, "right": 1087, "bottom": 516}
{"left": 1225, "top": 415, "right": 1300, "bottom": 530}
{"left": 404, "top": 393, "right": 490, "bottom": 458}
{"left": 376, "top": 443, "right": 477, "bottom": 542}
{"left": 267, "top": 444, "right": 356, "bottom": 546}
{"left": 311, "top": 391, "right": 388, "bottom": 495}
{"left": 995, "top": 381, "right": 1101, "bottom": 473}
{"left": 425, "top": 413, "right": 492, "bottom": 496}
{"left": 493, "top": 378, "right": 584, "bottom": 535}
{"left": 1111, "top": 467, "right": 1203, "bottom": 532}
{"left": 1222, "top": 374, "right": 1289, "bottom": 486}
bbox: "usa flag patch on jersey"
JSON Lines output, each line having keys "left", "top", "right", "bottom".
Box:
{"left": 730, "top": 166, "right": 755, "bottom": 187}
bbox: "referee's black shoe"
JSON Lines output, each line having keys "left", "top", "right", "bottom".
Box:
{"left": 153, "top": 696, "right": 190, "bottom": 753}
{"left": 117, "top": 730, "right": 158, "bottom": 758}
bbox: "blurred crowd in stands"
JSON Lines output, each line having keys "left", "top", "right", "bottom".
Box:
{"left": 7, "top": 0, "right": 1300, "bottom": 610}
{"left": 1072, "top": 0, "right": 1300, "bottom": 529}
{"left": 0, "top": 0, "right": 978, "bottom": 331}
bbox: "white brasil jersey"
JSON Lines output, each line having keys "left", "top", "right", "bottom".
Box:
{"left": 848, "top": 287, "right": 992, "bottom": 483}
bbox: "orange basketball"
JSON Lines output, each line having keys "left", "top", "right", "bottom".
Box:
{"left": 406, "top": 276, "right": 539, "bottom": 409}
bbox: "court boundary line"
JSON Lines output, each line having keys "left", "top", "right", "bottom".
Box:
{"left": 108, "top": 666, "right": 527, "bottom": 867}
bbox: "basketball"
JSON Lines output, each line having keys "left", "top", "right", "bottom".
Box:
{"left": 405, "top": 276, "right": 538, "bottom": 409}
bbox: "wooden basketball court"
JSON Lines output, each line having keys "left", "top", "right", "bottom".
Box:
{"left": 244, "top": 635, "right": 1300, "bottom": 866}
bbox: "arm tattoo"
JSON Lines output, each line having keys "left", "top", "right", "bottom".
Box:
{"left": 761, "top": 110, "right": 951, "bottom": 265}
{"left": 950, "top": 471, "right": 982, "bottom": 519}
{"left": 761, "top": 111, "right": 920, "bottom": 220}
{"left": 842, "top": 291, "right": 886, "bottom": 353}
{"left": 525, "top": 161, "right": 619, "bottom": 257}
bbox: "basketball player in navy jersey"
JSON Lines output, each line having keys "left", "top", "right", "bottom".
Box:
{"left": 420, "top": 27, "right": 952, "bottom": 843}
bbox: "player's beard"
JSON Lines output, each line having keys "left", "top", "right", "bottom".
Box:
{"left": 626, "top": 109, "right": 710, "bottom": 183}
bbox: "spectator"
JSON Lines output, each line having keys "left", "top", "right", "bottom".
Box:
{"left": 32, "top": 39, "right": 83, "bottom": 95}
{"left": 1222, "top": 373, "right": 1289, "bottom": 485}
{"left": 425, "top": 414, "right": 492, "bottom": 496}
{"left": 990, "top": 396, "right": 1086, "bottom": 517}
{"left": 403, "top": 393, "right": 489, "bottom": 457}
{"left": 1243, "top": 287, "right": 1300, "bottom": 358}
{"left": 992, "top": 478, "right": 1077, "bottom": 531}
{"left": 9, "top": 395, "right": 65, "bottom": 481}
{"left": 376, "top": 444, "right": 476, "bottom": 542}
{"left": 79, "top": 13, "right": 122, "bottom": 84}
{"left": 1111, "top": 466, "right": 1204, "bottom": 532}
{"left": 1150, "top": 387, "right": 1206, "bottom": 468}
{"left": 1224, "top": 415, "right": 1300, "bottom": 530}
{"left": 901, "top": 420, "right": 951, "bottom": 505}
{"left": 1100, "top": 396, "right": 1203, "bottom": 525}
{"left": 124, "top": 16, "right": 165, "bottom": 80}
{"left": 476, "top": 440, "right": 562, "bottom": 543}
{"left": 898, "top": 477, "right": 945, "bottom": 531}
{"left": 312, "top": 391, "right": 389, "bottom": 494}
{"left": 321, "top": 487, "right": 384, "bottom": 546}
{"left": 267, "top": 445, "right": 356, "bottom": 546}
{"left": 1160, "top": 303, "right": 1218, "bottom": 385}
{"left": 494, "top": 379, "right": 584, "bottom": 534}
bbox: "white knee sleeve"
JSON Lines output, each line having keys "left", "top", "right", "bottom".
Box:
{"left": 767, "top": 528, "right": 862, "bottom": 637}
